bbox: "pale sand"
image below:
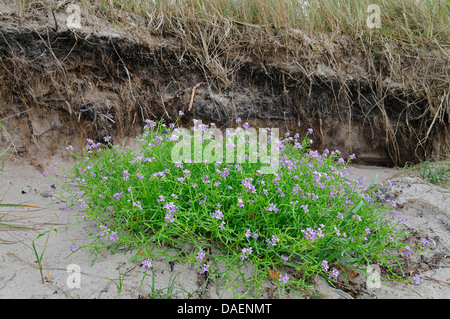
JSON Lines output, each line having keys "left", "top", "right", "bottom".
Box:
{"left": 0, "top": 157, "right": 448, "bottom": 299}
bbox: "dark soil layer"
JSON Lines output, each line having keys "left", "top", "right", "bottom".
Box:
{"left": 0, "top": 7, "right": 448, "bottom": 168}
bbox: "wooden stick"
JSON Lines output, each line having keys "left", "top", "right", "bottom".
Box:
{"left": 188, "top": 82, "right": 203, "bottom": 111}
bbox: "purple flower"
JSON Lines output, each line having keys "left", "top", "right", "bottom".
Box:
{"left": 301, "top": 204, "right": 309, "bottom": 213}
{"left": 201, "top": 175, "right": 210, "bottom": 184}
{"left": 144, "top": 119, "right": 157, "bottom": 128}
{"left": 349, "top": 154, "right": 356, "bottom": 160}
{"left": 199, "top": 263, "right": 209, "bottom": 274}
{"left": 276, "top": 188, "right": 286, "bottom": 197}
{"left": 113, "top": 192, "right": 122, "bottom": 200}
{"left": 238, "top": 198, "right": 244, "bottom": 208}
{"left": 98, "top": 224, "right": 110, "bottom": 236}
{"left": 241, "top": 177, "right": 256, "bottom": 193}
{"left": 264, "top": 203, "right": 278, "bottom": 213}
{"left": 66, "top": 145, "right": 74, "bottom": 151}
{"left": 328, "top": 268, "right": 340, "bottom": 280}
{"left": 281, "top": 255, "right": 288, "bottom": 263}
{"left": 245, "top": 229, "right": 251, "bottom": 238}
{"left": 178, "top": 110, "right": 184, "bottom": 116}
{"left": 279, "top": 273, "right": 289, "bottom": 284}
{"left": 164, "top": 213, "right": 175, "bottom": 225}
{"left": 133, "top": 201, "right": 143, "bottom": 210}
{"left": 142, "top": 258, "right": 153, "bottom": 270}
{"left": 197, "top": 249, "right": 206, "bottom": 262}
{"left": 411, "top": 274, "right": 421, "bottom": 285}
{"left": 42, "top": 171, "right": 48, "bottom": 177}
{"left": 69, "top": 242, "right": 78, "bottom": 251}
{"left": 219, "top": 221, "right": 226, "bottom": 230}
{"left": 321, "top": 260, "right": 329, "bottom": 272}
{"left": 402, "top": 245, "right": 414, "bottom": 255}
{"left": 109, "top": 231, "right": 118, "bottom": 242}
{"left": 103, "top": 136, "right": 112, "bottom": 142}
{"left": 420, "top": 238, "right": 435, "bottom": 248}
{"left": 236, "top": 118, "right": 242, "bottom": 123}
{"left": 307, "top": 128, "right": 313, "bottom": 134}
{"left": 240, "top": 247, "right": 253, "bottom": 260}
{"left": 266, "top": 235, "right": 280, "bottom": 247}
{"left": 74, "top": 199, "right": 86, "bottom": 211}
{"left": 163, "top": 202, "right": 177, "bottom": 213}
{"left": 157, "top": 195, "right": 166, "bottom": 203}
{"left": 163, "top": 202, "right": 177, "bottom": 225}
{"left": 212, "top": 208, "right": 224, "bottom": 220}
{"left": 334, "top": 226, "right": 341, "bottom": 236}
{"left": 152, "top": 169, "right": 168, "bottom": 179}
{"left": 292, "top": 184, "right": 303, "bottom": 196}
{"left": 393, "top": 213, "right": 405, "bottom": 224}
{"left": 301, "top": 227, "right": 324, "bottom": 243}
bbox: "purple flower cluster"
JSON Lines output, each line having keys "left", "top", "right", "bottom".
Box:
{"left": 278, "top": 273, "right": 289, "bottom": 284}
{"left": 69, "top": 242, "right": 79, "bottom": 251}
{"left": 321, "top": 260, "right": 340, "bottom": 280}
{"left": 264, "top": 203, "right": 278, "bottom": 213}
{"left": 163, "top": 202, "right": 177, "bottom": 225}
{"left": 411, "top": 274, "right": 421, "bottom": 285}
{"left": 122, "top": 170, "right": 130, "bottom": 181}
{"left": 328, "top": 267, "right": 340, "bottom": 280}
{"left": 420, "top": 237, "right": 436, "bottom": 248}
{"left": 244, "top": 229, "right": 259, "bottom": 239}
{"left": 241, "top": 177, "right": 256, "bottom": 193}
{"left": 301, "top": 227, "right": 324, "bottom": 243}
{"left": 402, "top": 245, "right": 414, "bottom": 255}
{"left": 109, "top": 231, "right": 118, "bottom": 242}
{"left": 199, "top": 263, "right": 210, "bottom": 274}
{"left": 240, "top": 247, "right": 253, "bottom": 260}
{"left": 152, "top": 169, "right": 169, "bottom": 179}
{"left": 142, "top": 258, "right": 153, "bottom": 270}
{"left": 98, "top": 223, "right": 110, "bottom": 236}
{"left": 212, "top": 204, "right": 224, "bottom": 220}
{"left": 197, "top": 249, "right": 206, "bottom": 262}
{"left": 266, "top": 235, "right": 280, "bottom": 248}
{"left": 85, "top": 138, "right": 102, "bottom": 153}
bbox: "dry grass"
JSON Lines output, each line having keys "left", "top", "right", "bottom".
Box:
{"left": 11, "top": 0, "right": 449, "bottom": 45}
{"left": 3, "top": 0, "right": 449, "bottom": 165}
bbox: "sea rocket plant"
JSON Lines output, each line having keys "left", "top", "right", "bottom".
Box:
{"left": 54, "top": 115, "right": 425, "bottom": 295}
